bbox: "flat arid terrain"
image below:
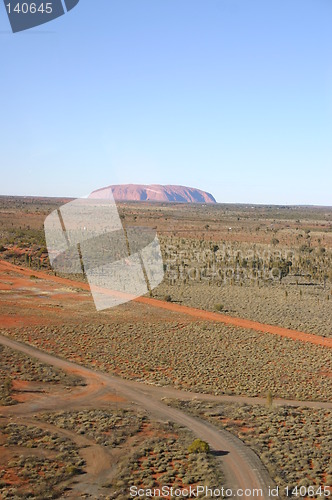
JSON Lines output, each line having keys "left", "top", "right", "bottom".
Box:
{"left": 0, "top": 196, "right": 331, "bottom": 499}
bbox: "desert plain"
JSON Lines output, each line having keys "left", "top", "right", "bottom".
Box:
{"left": 0, "top": 195, "right": 331, "bottom": 499}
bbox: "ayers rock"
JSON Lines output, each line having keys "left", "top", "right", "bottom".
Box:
{"left": 89, "top": 184, "right": 217, "bottom": 204}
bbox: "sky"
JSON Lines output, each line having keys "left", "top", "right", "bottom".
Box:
{"left": 1, "top": 0, "right": 332, "bottom": 205}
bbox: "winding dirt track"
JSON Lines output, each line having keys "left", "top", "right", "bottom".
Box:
{"left": 0, "top": 260, "right": 331, "bottom": 348}
{"left": 0, "top": 334, "right": 280, "bottom": 499}
{"left": 1, "top": 335, "right": 331, "bottom": 499}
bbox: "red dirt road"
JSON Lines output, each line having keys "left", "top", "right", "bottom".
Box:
{"left": 1, "top": 259, "right": 331, "bottom": 348}
{"left": 137, "top": 297, "right": 332, "bottom": 348}
{"left": 0, "top": 334, "right": 279, "bottom": 499}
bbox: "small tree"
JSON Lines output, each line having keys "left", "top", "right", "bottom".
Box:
{"left": 188, "top": 439, "right": 210, "bottom": 454}
{"left": 3, "top": 377, "right": 12, "bottom": 397}
{"left": 266, "top": 390, "right": 273, "bottom": 408}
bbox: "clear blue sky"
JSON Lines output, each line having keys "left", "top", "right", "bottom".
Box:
{"left": 1, "top": 0, "right": 332, "bottom": 205}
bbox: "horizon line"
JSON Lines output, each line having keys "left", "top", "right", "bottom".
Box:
{"left": 0, "top": 193, "right": 331, "bottom": 209}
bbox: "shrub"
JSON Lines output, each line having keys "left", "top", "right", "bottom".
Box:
{"left": 188, "top": 439, "right": 210, "bottom": 454}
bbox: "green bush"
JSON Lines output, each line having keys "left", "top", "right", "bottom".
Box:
{"left": 188, "top": 439, "right": 210, "bottom": 454}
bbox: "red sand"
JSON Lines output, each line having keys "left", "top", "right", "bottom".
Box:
{"left": 0, "top": 259, "right": 331, "bottom": 349}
